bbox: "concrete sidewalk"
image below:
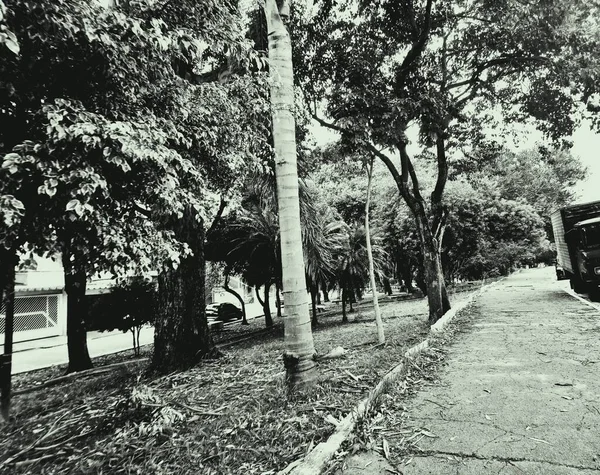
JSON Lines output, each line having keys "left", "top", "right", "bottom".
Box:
{"left": 395, "top": 267, "right": 600, "bottom": 474}
{"left": 340, "top": 267, "right": 600, "bottom": 474}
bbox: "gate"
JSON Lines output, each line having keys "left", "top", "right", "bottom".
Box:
{"left": 0, "top": 294, "right": 61, "bottom": 342}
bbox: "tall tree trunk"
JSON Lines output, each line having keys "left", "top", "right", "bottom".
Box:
{"left": 263, "top": 282, "right": 273, "bottom": 327}
{"left": 265, "top": 0, "right": 317, "bottom": 392}
{"left": 321, "top": 282, "right": 329, "bottom": 302}
{"left": 382, "top": 276, "right": 393, "bottom": 295}
{"left": 378, "top": 141, "right": 449, "bottom": 323}
{"left": 310, "top": 284, "right": 318, "bottom": 328}
{"left": 62, "top": 249, "right": 93, "bottom": 374}
{"left": 152, "top": 205, "right": 214, "bottom": 372}
{"left": 316, "top": 288, "right": 321, "bottom": 305}
{"left": 0, "top": 250, "right": 17, "bottom": 422}
{"left": 223, "top": 273, "right": 248, "bottom": 325}
{"left": 255, "top": 285, "right": 264, "bottom": 308}
{"left": 437, "top": 229, "right": 451, "bottom": 313}
{"left": 421, "top": 233, "right": 446, "bottom": 324}
{"left": 355, "top": 285, "right": 362, "bottom": 301}
{"left": 365, "top": 158, "right": 385, "bottom": 344}
{"left": 341, "top": 287, "right": 348, "bottom": 323}
{"left": 275, "top": 282, "right": 282, "bottom": 318}
{"left": 441, "top": 279, "right": 451, "bottom": 312}
{"left": 400, "top": 263, "right": 415, "bottom": 293}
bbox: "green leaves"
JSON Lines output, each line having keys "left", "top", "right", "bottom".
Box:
{"left": 0, "top": 195, "right": 24, "bottom": 227}
{"left": 0, "top": 0, "right": 273, "bottom": 283}
{"left": 1, "top": 153, "right": 20, "bottom": 174}
{"left": 0, "top": 0, "right": 19, "bottom": 55}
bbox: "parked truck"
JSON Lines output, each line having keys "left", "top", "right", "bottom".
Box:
{"left": 551, "top": 200, "right": 600, "bottom": 299}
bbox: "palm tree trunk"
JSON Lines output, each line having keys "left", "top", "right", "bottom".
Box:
{"left": 265, "top": 0, "right": 317, "bottom": 392}
{"left": 365, "top": 158, "right": 385, "bottom": 344}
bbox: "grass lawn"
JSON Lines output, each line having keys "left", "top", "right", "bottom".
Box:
{"left": 0, "top": 290, "right": 478, "bottom": 475}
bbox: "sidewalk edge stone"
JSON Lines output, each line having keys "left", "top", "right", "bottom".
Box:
{"left": 279, "top": 277, "right": 506, "bottom": 475}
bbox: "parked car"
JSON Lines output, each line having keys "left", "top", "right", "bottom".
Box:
{"left": 205, "top": 302, "right": 242, "bottom": 322}
{"left": 205, "top": 303, "right": 220, "bottom": 320}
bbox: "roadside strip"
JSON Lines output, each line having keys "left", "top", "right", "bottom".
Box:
{"left": 562, "top": 289, "right": 600, "bottom": 312}
{"left": 279, "top": 278, "right": 505, "bottom": 475}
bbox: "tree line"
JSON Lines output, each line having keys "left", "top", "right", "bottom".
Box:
{"left": 0, "top": 0, "right": 598, "bottom": 418}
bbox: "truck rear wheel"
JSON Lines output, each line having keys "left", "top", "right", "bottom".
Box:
{"left": 570, "top": 278, "right": 587, "bottom": 294}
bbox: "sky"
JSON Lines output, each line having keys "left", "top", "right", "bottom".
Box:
{"left": 309, "top": 118, "right": 600, "bottom": 205}
{"left": 569, "top": 122, "right": 600, "bottom": 203}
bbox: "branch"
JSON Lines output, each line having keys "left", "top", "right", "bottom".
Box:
{"left": 397, "top": 142, "right": 430, "bottom": 235}
{"left": 447, "top": 55, "right": 549, "bottom": 92}
{"left": 406, "top": 0, "right": 420, "bottom": 40}
{"left": 364, "top": 144, "right": 404, "bottom": 191}
{"left": 310, "top": 109, "right": 429, "bottom": 232}
{"left": 404, "top": 152, "right": 424, "bottom": 203}
{"left": 133, "top": 202, "right": 152, "bottom": 218}
{"left": 207, "top": 196, "right": 227, "bottom": 235}
{"left": 395, "top": 0, "right": 434, "bottom": 85}
{"left": 431, "top": 136, "right": 448, "bottom": 207}
{"left": 309, "top": 110, "right": 355, "bottom": 137}
{"left": 433, "top": 207, "right": 448, "bottom": 243}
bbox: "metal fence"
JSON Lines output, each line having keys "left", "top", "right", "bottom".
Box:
{"left": 0, "top": 294, "right": 60, "bottom": 339}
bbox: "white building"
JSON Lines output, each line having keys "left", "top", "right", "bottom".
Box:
{"left": 0, "top": 257, "right": 113, "bottom": 343}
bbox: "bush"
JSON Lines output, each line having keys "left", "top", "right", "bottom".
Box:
{"left": 94, "top": 277, "right": 157, "bottom": 355}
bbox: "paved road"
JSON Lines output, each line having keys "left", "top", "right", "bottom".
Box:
{"left": 341, "top": 267, "right": 600, "bottom": 474}
{"left": 9, "top": 327, "right": 155, "bottom": 374}
{"left": 7, "top": 300, "right": 273, "bottom": 374}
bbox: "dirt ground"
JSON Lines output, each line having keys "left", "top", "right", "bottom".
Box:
{"left": 2, "top": 292, "right": 456, "bottom": 474}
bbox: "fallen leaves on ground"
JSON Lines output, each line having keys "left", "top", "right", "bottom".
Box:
{"left": 2, "top": 294, "right": 479, "bottom": 474}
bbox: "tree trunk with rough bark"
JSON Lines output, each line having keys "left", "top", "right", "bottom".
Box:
{"left": 401, "top": 263, "right": 415, "bottom": 293}
{"left": 62, "top": 249, "right": 93, "bottom": 374}
{"left": 341, "top": 287, "right": 348, "bottom": 323}
{"left": 310, "top": 284, "right": 318, "bottom": 328}
{"left": 321, "top": 283, "right": 329, "bottom": 302}
{"left": 152, "top": 205, "right": 214, "bottom": 372}
{"left": 382, "top": 276, "right": 393, "bottom": 295}
{"left": 374, "top": 140, "right": 450, "bottom": 323}
{"left": 421, "top": 237, "right": 446, "bottom": 324}
{"left": 365, "top": 158, "right": 385, "bottom": 344}
{"left": 265, "top": 0, "right": 317, "bottom": 392}
{"left": 255, "top": 285, "right": 264, "bottom": 308}
{"left": 263, "top": 282, "right": 273, "bottom": 327}
{"left": 0, "top": 250, "right": 17, "bottom": 422}
{"left": 275, "top": 283, "right": 282, "bottom": 318}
